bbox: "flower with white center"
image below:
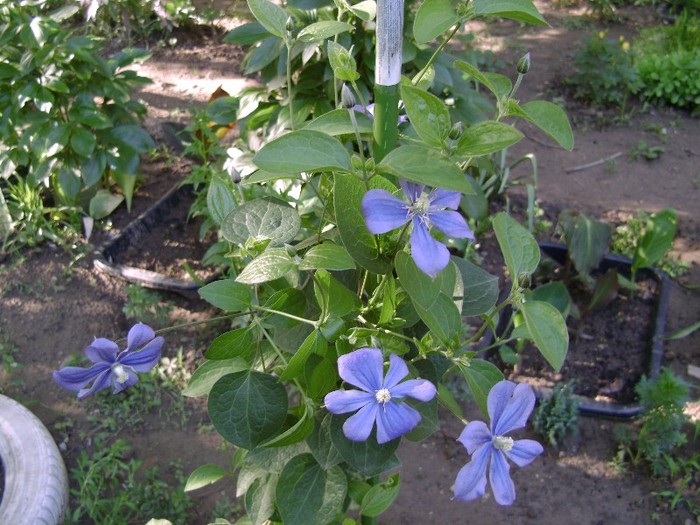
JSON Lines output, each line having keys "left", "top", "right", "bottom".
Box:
{"left": 53, "top": 323, "right": 163, "bottom": 398}
{"left": 362, "top": 181, "right": 474, "bottom": 277}
{"left": 324, "top": 347, "right": 436, "bottom": 444}
{"left": 453, "top": 380, "right": 544, "bottom": 505}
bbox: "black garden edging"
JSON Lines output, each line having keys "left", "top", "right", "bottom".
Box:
{"left": 495, "top": 242, "right": 671, "bottom": 419}
{"left": 93, "top": 182, "right": 220, "bottom": 293}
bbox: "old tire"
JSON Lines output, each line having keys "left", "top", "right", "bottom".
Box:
{"left": 0, "top": 394, "right": 69, "bottom": 525}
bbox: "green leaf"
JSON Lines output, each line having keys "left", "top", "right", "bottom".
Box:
{"left": 517, "top": 100, "right": 574, "bottom": 151}
{"left": 559, "top": 211, "right": 610, "bottom": 276}
{"left": 666, "top": 320, "right": 700, "bottom": 340}
{"left": 376, "top": 146, "right": 473, "bottom": 194}
{"left": 520, "top": 300, "right": 568, "bottom": 371}
{"left": 492, "top": 212, "right": 540, "bottom": 285}
{"left": 222, "top": 197, "right": 300, "bottom": 246}
{"left": 247, "top": 0, "right": 288, "bottom": 39}
{"left": 456, "top": 121, "right": 523, "bottom": 157}
{"left": 276, "top": 454, "right": 347, "bottom": 525}
{"left": 451, "top": 257, "right": 499, "bottom": 316}
{"left": 304, "top": 354, "right": 339, "bottom": 400}
{"left": 307, "top": 413, "right": 343, "bottom": 469}
{"left": 243, "top": 36, "right": 285, "bottom": 74}
{"left": 395, "top": 252, "right": 460, "bottom": 342}
{"left": 349, "top": 0, "right": 377, "bottom": 20}
{"left": 207, "top": 175, "right": 237, "bottom": 226}
{"left": 404, "top": 398, "right": 439, "bottom": 441}
{"left": 206, "top": 96, "right": 240, "bottom": 125}
{"left": 198, "top": 279, "right": 253, "bottom": 312}
{"left": 300, "top": 243, "right": 356, "bottom": 271}
{"left": 281, "top": 330, "right": 327, "bottom": 381}
{"left": 88, "top": 190, "right": 123, "bottom": 220}
{"left": 527, "top": 281, "right": 570, "bottom": 317}
{"left": 473, "top": 0, "right": 547, "bottom": 25}
{"left": 400, "top": 85, "right": 451, "bottom": 148}
{"left": 253, "top": 130, "right": 352, "bottom": 174}
{"left": 314, "top": 269, "right": 359, "bottom": 320}
{"left": 205, "top": 328, "right": 255, "bottom": 360}
{"left": 413, "top": 0, "right": 460, "bottom": 44}
{"left": 303, "top": 109, "right": 374, "bottom": 136}
{"left": 236, "top": 247, "right": 297, "bottom": 285}
{"left": 110, "top": 124, "right": 155, "bottom": 152}
{"left": 359, "top": 473, "right": 400, "bottom": 518}
{"left": 588, "top": 269, "right": 619, "bottom": 312}
{"left": 261, "top": 406, "right": 315, "bottom": 447}
{"left": 327, "top": 41, "right": 360, "bottom": 81}
{"left": 224, "top": 21, "right": 270, "bottom": 45}
{"left": 298, "top": 21, "right": 354, "bottom": 42}
{"left": 459, "top": 359, "right": 504, "bottom": 416}
{"left": 70, "top": 126, "right": 96, "bottom": 157}
{"left": 334, "top": 173, "right": 392, "bottom": 274}
{"left": 330, "top": 415, "right": 400, "bottom": 476}
{"left": 437, "top": 382, "right": 464, "bottom": 420}
{"left": 184, "top": 464, "right": 227, "bottom": 492}
{"left": 632, "top": 208, "right": 677, "bottom": 277}
{"left": 208, "top": 371, "right": 289, "bottom": 449}
{"left": 183, "top": 358, "right": 250, "bottom": 397}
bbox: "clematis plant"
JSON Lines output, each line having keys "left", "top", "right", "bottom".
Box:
{"left": 324, "top": 347, "right": 437, "bottom": 443}
{"left": 50, "top": 0, "right": 576, "bottom": 521}
{"left": 53, "top": 323, "right": 163, "bottom": 398}
{"left": 362, "top": 181, "right": 475, "bottom": 277}
{"left": 454, "top": 380, "right": 544, "bottom": 505}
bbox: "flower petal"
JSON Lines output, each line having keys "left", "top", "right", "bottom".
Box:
{"left": 430, "top": 210, "right": 475, "bottom": 240}
{"left": 457, "top": 420, "right": 492, "bottom": 454}
{"left": 375, "top": 401, "right": 421, "bottom": 444}
{"left": 383, "top": 353, "right": 409, "bottom": 389}
{"left": 505, "top": 439, "right": 544, "bottom": 467}
{"left": 489, "top": 450, "right": 516, "bottom": 505}
{"left": 337, "top": 347, "right": 384, "bottom": 392}
{"left": 399, "top": 181, "right": 423, "bottom": 202}
{"left": 84, "top": 338, "right": 119, "bottom": 364}
{"left": 120, "top": 336, "right": 163, "bottom": 372}
{"left": 453, "top": 443, "right": 490, "bottom": 502}
{"left": 489, "top": 381, "right": 536, "bottom": 436}
{"left": 342, "top": 401, "right": 379, "bottom": 442}
{"left": 77, "top": 369, "right": 112, "bottom": 398}
{"left": 429, "top": 189, "right": 461, "bottom": 210}
{"left": 53, "top": 363, "right": 110, "bottom": 392}
{"left": 126, "top": 323, "right": 156, "bottom": 352}
{"left": 409, "top": 218, "right": 450, "bottom": 277}
{"left": 324, "top": 389, "right": 375, "bottom": 414}
{"left": 361, "top": 190, "right": 409, "bottom": 234}
{"left": 390, "top": 378, "right": 436, "bottom": 402}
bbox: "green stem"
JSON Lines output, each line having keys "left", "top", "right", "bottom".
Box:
{"left": 372, "top": 83, "right": 400, "bottom": 163}
{"left": 413, "top": 23, "right": 460, "bottom": 86}
{"left": 253, "top": 305, "right": 317, "bottom": 326}
{"left": 286, "top": 40, "right": 295, "bottom": 130}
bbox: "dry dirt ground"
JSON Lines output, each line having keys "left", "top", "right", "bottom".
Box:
{"left": 1, "top": 1, "right": 699, "bottom": 524}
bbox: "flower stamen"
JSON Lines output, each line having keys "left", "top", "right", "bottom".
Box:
{"left": 375, "top": 388, "right": 392, "bottom": 404}
{"left": 112, "top": 364, "right": 129, "bottom": 384}
{"left": 492, "top": 435, "right": 514, "bottom": 452}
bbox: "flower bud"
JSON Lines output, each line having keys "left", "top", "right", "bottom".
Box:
{"left": 285, "top": 16, "right": 294, "bottom": 32}
{"left": 516, "top": 52, "right": 530, "bottom": 75}
{"left": 448, "top": 122, "right": 464, "bottom": 140}
{"left": 364, "top": 157, "right": 375, "bottom": 173}
{"left": 351, "top": 154, "right": 364, "bottom": 171}
{"left": 341, "top": 83, "right": 356, "bottom": 109}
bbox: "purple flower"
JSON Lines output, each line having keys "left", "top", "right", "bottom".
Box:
{"left": 53, "top": 323, "right": 163, "bottom": 398}
{"left": 453, "top": 380, "right": 544, "bottom": 505}
{"left": 324, "top": 347, "right": 436, "bottom": 444}
{"left": 362, "top": 181, "right": 474, "bottom": 277}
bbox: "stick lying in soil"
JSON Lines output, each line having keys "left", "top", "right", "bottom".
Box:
{"left": 565, "top": 152, "right": 622, "bottom": 173}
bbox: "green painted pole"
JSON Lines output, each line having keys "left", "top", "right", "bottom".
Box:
{"left": 373, "top": 0, "right": 403, "bottom": 163}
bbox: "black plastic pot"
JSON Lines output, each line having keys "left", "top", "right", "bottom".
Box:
{"left": 93, "top": 183, "right": 220, "bottom": 293}
{"left": 505, "top": 242, "right": 671, "bottom": 419}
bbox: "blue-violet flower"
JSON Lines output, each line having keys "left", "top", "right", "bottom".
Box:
{"left": 324, "top": 347, "right": 436, "bottom": 444}
{"left": 362, "top": 181, "right": 474, "bottom": 277}
{"left": 453, "top": 380, "right": 544, "bottom": 505}
{"left": 53, "top": 323, "right": 163, "bottom": 398}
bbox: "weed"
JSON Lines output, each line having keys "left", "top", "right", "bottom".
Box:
{"left": 611, "top": 211, "right": 688, "bottom": 278}
{"left": 64, "top": 438, "right": 191, "bottom": 525}
{"left": 628, "top": 140, "right": 665, "bottom": 161}
{"left": 122, "top": 284, "right": 174, "bottom": 328}
{"left": 533, "top": 381, "right": 580, "bottom": 446}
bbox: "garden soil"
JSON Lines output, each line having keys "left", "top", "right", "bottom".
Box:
{"left": 1, "top": 1, "right": 699, "bottom": 523}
